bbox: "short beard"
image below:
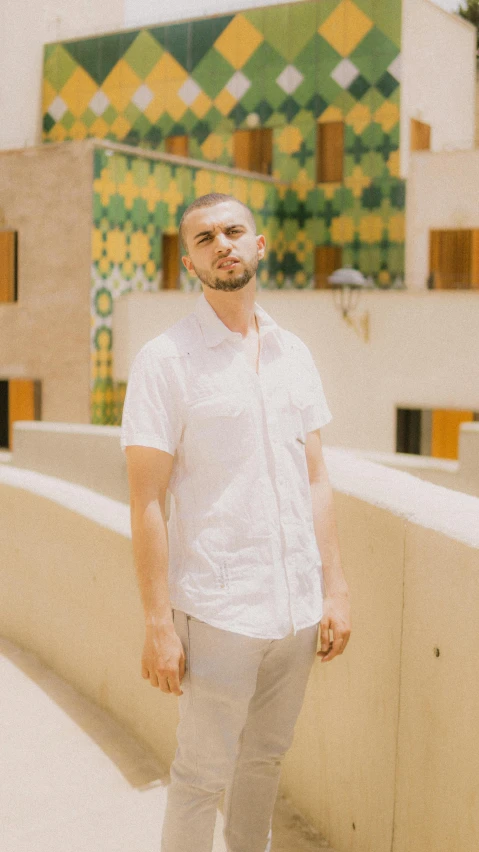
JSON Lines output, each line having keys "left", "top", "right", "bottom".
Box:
{"left": 193, "top": 255, "right": 259, "bottom": 292}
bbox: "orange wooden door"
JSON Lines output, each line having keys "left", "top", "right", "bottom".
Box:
{"left": 317, "top": 122, "right": 344, "bottom": 183}
{"left": 410, "top": 119, "right": 431, "bottom": 151}
{"left": 165, "top": 135, "right": 189, "bottom": 157}
{"left": 233, "top": 129, "right": 273, "bottom": 175}
{"left": 429, "top": 230, "right": 475, "bottom": 289}
{"left": 162, "top": 233, "right": 180, "bottom": 289}
{"left": 0, "top": 230, "right": 17, "bottom": 302}
{"left": 8, "top": 379, "right": 36, "bottom": 449}
{"left": 431, "top": 409, "right": 474, "bottom": 460}
{"left": 315, "top": 246, "right": 343, "bottom": 289}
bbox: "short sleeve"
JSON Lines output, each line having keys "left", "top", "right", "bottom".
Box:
{"left": 120, "top": 345, "right": 183, "bottom": 455}
{"left": 299, "top": 345, "right": 332, "bottom": 433}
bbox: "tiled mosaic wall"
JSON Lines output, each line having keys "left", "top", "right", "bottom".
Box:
{"left": 91, "top": 146, "right": 279, "bottom": 424}
{"left": 44, "top": 0, "right": 406, "bottom": 291}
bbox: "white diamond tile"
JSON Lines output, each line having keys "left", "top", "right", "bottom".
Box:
{"left": 276, "top": 65, "right": 304, "bottom": 96}
{"left": 331, "top": 58, "right": 360, "bottom": 90}
{"left": 132, "top": 84, "right": 154, "bottom": 111}
{"left": 225, "top": 71, "right": 251, "bottom": 101}
{"left": 178, "top": 77, "right": 202, "bottom": 106}
{"left": 89, "top": 90, "right": 110, "bottom": 116}
{"left": 388, "top": 54, "right": 401, "bottom": 82}
{"left": 48, "top": 96, "right": 68, "bottom": 122}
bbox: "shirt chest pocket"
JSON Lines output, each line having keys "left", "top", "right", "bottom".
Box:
{"left": 185, "top": 395, "right": 253, "bottom": 466}
{"left": 279, "top": 385, "right": 312, "bottom": 446}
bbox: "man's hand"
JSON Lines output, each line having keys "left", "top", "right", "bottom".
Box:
{"left": 317, "top": 592, "right": 351, "bottom": 663}
{"left": 141, "top": 624, "right": 186, "bottom": 695}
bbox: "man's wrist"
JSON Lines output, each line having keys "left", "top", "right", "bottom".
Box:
{"left": 145, "top": 612, "right": 175, "bottom": 630}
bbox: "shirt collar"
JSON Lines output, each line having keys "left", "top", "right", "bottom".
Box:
{"left": 194, "top": 292, "right": 281, "bottom": 349}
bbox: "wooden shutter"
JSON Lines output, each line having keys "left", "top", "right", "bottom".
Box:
{"left": 233, "top": 129, "right": 273, "bottom": 175}
{"left": 317, "top": 122, "right": 344, "bottom": 183}
{"left": 165, "top": 135, "right": 189, "bottom": 157}
{"left": 162, "top": 233, "right": 180, "bottom": 290}
{"left": 411, "top": 119, "right": 431, "bottom": 151}
{"left": 429, "top": 230, "right": 474, "bottom": 289}
{"left": 0, "top": 230, "right": 17, "bottom": 303}
{"left": 8, "top": 379, "right": 38, "bottom": 449}
{"left": 431, "top": 409, "right": 474, "bottom": 460}
{"left": 315, "top": 246, "right": 343, "bottom": 289}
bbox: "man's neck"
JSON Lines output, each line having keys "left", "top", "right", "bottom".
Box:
{"left": 202, "top": 280, "right": 258, "bottom": 338}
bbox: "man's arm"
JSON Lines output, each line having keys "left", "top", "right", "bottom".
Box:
{"left": 125, "top": 445, "right": 185, "bottom": 695}
{"left": 305, "top": 429, "right": 351, "bottom": 663}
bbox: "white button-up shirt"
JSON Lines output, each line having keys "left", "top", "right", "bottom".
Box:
{"left": 121, "top": 293, "right": 332, "bottom": 639}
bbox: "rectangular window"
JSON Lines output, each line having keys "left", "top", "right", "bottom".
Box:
{"left": 233, "top": 128, "right": 273, "bottom": 175}
{"left": 317, "top": 122, "right": 344, "bottom": 183}
{"left": 429, "top": 229, "right": 479, "bottom": 289}
{"left": 162, "top": 233, "right": 180, "bottom": 290}
{"left": 410, "top": 119, "right": 431, "bottom": 151}
{"left": 0, "top": 379, "right": 41, "bottom": 450}
{"left": 0, "top": 230, "right": 18, "bottom": 303}
{"left": 314, "top": 245, "right": 343, "bottom": 289}
{"left": 165, "top": 135, "right": 189, "bottom": 157}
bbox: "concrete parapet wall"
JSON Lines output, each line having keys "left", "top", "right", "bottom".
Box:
{"left": 0, "top": 457, "right": 478, "bottom": 852}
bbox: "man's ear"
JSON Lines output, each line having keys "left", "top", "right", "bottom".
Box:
{"left": 182, "top": 254, "right": 194, "bottom": 273}
{"left": 256, "top": 234, "right": 266, "bottom": 260}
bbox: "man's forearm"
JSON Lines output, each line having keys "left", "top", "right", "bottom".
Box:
{"left": 130, "top": 498, "right": 173, "bottom": 627}
{"left": 310, "top": 477, "right": 349, "bottom": 597}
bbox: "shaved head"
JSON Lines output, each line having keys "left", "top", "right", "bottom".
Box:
{"left": 179, "top": 193, "right": 256, "bottom": 252}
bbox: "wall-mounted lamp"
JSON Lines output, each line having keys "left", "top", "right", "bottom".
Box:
{"left": 327, "top": 266, "right": 370, "bottom": 343}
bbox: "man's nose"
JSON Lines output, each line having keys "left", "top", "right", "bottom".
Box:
{"left": 214, "top": 232, "right": 232, "bottom": 252}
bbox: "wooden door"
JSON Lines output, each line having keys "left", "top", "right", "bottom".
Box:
{"left": 431, "top": 409, "right": 474, "bottom": 460}
{"left": 162, "top": 233, "right": 180, "bottom": 289}
{"left": 0, "top": 230, "right": 17, "bottom": 302}
{"left": 317, "top": 122, "right": 344, "bottom": 183}
{"left": 165, "top": 135, "right": 189, "bottom": 157}
{"left": 315, "top": 246, "right": 343, "bottom": 289}
{"left": 411, "top": 119, "right": 431, "bottom": 151}
{"left": 8, "top": 379, "right": 38, "bottom": 449}
{"left": 429, "top": 230, "right": 479, "bottom": 289}
{"left": 233, "top": 129, "right": 273, "bottom": 175}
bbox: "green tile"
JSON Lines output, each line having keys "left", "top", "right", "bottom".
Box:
{"left": 123, "top": 102, "right": 142, "bottom": 124}
{"left": 123, "top": 31, "right": 163, "bottom": 79}
{"left": 371, "top": 0, "right": 402, "bottom": 49}
{"left": 191, "top": 17, "right": 234, "bottom": 69}
{"left": 44, "top": 44, "right": 78, "bottom": 91}
{"left": 61, "top": 110, "right": 76, "bottom": 130}
{"left": 82, "top": 107, "right": 97, "bottom": 128}
{"left": 316, "top": 0, "right": 342, "bottom": 27}
{"left": 165, "top": 22, "right": 190, "bottom": 71}
{"left": 102, "top": 104, "right": 118, "bottom": 125}
{"left": 350, "top": 28, "right": 399, "bottom": 80}
{"left": 191, "top": 49, "right": 235, "bottom": 99}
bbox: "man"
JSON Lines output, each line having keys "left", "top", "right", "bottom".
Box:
{"left": 121, "top": 193, "right": 351, "bottom": 852}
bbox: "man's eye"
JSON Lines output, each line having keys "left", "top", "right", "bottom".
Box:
{"left": 198, "top": 235, "right": 212, "bottom": 243}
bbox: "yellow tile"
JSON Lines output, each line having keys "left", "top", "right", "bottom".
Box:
{"left": 201, "top": 133, "right": 225, "bottom": 161}
{"left": 295, "top": 170, "right": 315, "bottom": 201}
{"left": 344, "top": 165, "right": 370, "bottom": 198}
{"left": 359, "top": 214, "right": 384, "bottom": 244}
{"left": 319, "top": 106, "right": 344, "bottom": 123}
{"left": 60, "top": 66, "right": 98, "bottom": 118}
{"left": 110, "top": 115, "right": 131, "bottom": 139}
{"left": 102, "top": 60, "right": 141, "bottom": 111}
{"left": 232, "top": 177, "right": 248, "bottom": 204}
{"left": 249, "top": 181, "right": 266, "bottom": 210}
{"left": 277, "top": 125, "right": 303, "bottom": 155}
{"left": 92, "top": 228, "right": 103, "bottom": 261}
{"left": 214, "top": 89, "right": 237, "bottom": 117}
{"left": 49, "top": 124, "right": 67, "bottom": 142}
{"left": 331, "top": 215, "right": 355, "bottom": 243}
{"left": 214, "top": 14, "right": 264, "bottom": 70}
{"left": 319, "top": 0, "right": 373, "bottom": 58}
{"left": 214, "top": 173, "right": 233, "bottom": 195}
{"left": 90, "top": 117, "right": 109, "bottom": 138}
{"left": 378, "top": 268, "right": 391, "bottom": 285}
{"left": 106, "top": 229, "right": 127, "bottom": 264}
{"left": 162, "top": 180, "right": 183, "bottom": 215}
{"left": 323, "top": 183, "right": 339, "bottom": 200}
{"left": 145, "top": 80, "right": 186, "bottom": 123}
{"left": 387, "top": 149, "right": 400, "bottom": 177}
{"left": 195, "top": 170, "right": 213, "bottom": 197}
{"left": 374, "top": 101, "right": 400, "bottom": 132}
{"left": 42, "top": 80, "right": 57, "bottom": 113}
{"left": 118, "top": 171, "right": 140, "bottom": 210}
{"left": 191, "top": 91, "right": 212, "bottom": 119}
{"left": 346, "top": 102, "right": 371, "bottom": 134}
{"left": 130, "top": 231, "right": 151, "bottom": 265}
{"left": 94, "top": 167, "right": 117, "bottom": 206}
{"left": 70, "top": 120, "right": 88, "bottom": 140}
{"left": 142, "top": 176, "right": 163, "bottom": 212}
{"left": 388, "top": 213, "right": 404, "bottom": 242}
{"left": 146, "top": 52, "right": 188, "bottom": 85}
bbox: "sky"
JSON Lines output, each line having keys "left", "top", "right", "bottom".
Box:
{"left": 432, "top": 0, "right": 463, "bottom": 11}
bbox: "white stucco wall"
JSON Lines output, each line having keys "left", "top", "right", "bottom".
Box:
{"left": 405, "top": 148, "right": 479, "bottom": 288}
{"left": 400, "top": 0, "right": 476, "bottom": 178}
{"left": 113, "top": 289, "right": 479, "bottom": 455}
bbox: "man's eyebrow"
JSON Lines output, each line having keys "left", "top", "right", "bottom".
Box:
{"left": 193, "top": 224, "right": 245, "bottom": 241}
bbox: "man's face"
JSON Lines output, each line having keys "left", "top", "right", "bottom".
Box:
{"left": 181, "top": 201, "right": 266, "bottom": 292}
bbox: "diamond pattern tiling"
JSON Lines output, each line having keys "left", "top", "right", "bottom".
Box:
{"left": 178, "top": 77, "right": 202, "bottom": 107}
{"left": 48, "top": 95, "right": 68, "bottom": 121}
{"left": 131, "top": 84, "right": 154, "bottom": 111}
{"left": 122, "top": 31, "right": 163, "bottom": 79}
{"left": 89, "top": 90, "right": 110, "bottom": 116}
{"left": 388, "top": 54, "right": 402, "bottom": 82}
{"left": 214, "top": 14, "right": 264, "bottom": 71}
{"left": 319, "top": 0, "right": 373, "bottom": 57}
{"left": 225, "top": 71, "right": 251, "bottom": 101}
{"left": 331, "top": 58, "right": 360, "bottom": 90}
{"left": 276, "top": 65, "right": 304, "bottom": 96}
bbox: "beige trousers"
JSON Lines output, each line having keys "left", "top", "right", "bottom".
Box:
{"left": 161, "top": 611, "right": 319, "bottom": 852}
